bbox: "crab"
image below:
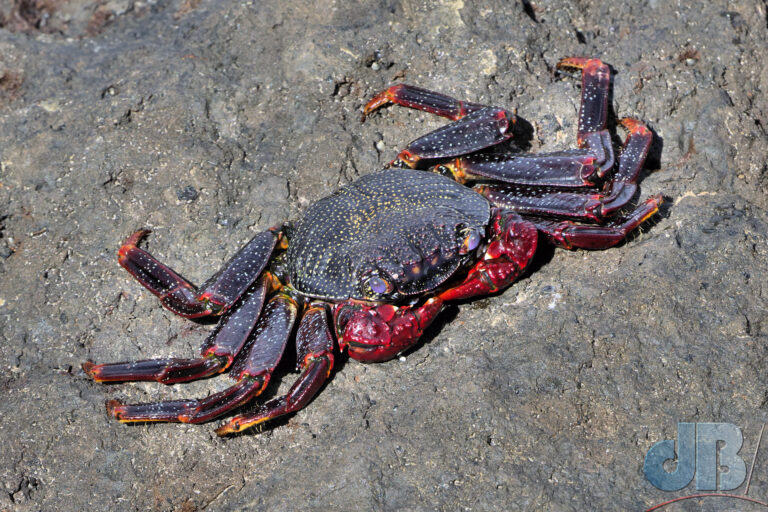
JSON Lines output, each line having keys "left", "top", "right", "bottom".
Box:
{"left": 83, "top": 57, "right": 662, "bottom": 435}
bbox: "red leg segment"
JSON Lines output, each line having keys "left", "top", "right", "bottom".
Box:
{"left": 215, "top": 304, "right": 335, "bottom": 435}
{"left": 106, "top": 293, "right": 298, "bottom": 424}
{"left": 118, "top": 227, "right": 281, "bottom": 319}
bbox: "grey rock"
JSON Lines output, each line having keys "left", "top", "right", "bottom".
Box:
{"left": 0, "top": 0, "right": 767, "bottom": 511}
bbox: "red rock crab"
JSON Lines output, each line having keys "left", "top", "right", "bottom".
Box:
{"left": 83, "top": 57, "right": 661, "bottom": 435}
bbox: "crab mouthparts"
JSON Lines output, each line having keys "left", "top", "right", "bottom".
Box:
{"left": 343, "top": 313, "right": 391, "bottom": 349}
{"left": 346, "top": 340, "right": 385, "bottom": 353}
{"left": 341, "top": 308, "right": 410, "bottom": 363}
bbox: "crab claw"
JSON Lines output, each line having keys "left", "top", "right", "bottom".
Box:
{"left": 339, "top": 300, "right": 443, "bottom": 362}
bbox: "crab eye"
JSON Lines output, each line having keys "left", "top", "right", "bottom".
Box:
{"left": 360, "top": 270, "right": 395, "bottom": 299}
{"left": 368, "top": 276, "right": 389, "bottom": 294}
{"left": 460, "top": 230, "right": 481, "bottom": 254}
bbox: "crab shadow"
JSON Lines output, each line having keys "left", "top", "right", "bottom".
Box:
{"left": 508, "top": 115, "right": 535, "bottom": 152}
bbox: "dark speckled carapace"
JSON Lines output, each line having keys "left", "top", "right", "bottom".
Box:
{"left": 286, "top": 169, "right": 491, "bottom": 301}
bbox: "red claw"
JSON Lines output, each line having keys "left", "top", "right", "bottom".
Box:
{"left": 340, "top": 298, "right": 443, "bottom": 362}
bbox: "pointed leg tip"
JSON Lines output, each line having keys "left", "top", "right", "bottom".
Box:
{"left": 106, "top": 399, "right": 125, "bottom": 419}
{"left": 556, "top": 56, "right": 587, "bottom": 70}
{"left": 360, "top": 104, "right": 376, "bottom": 122}
{"left": 214, "top": 422, "right": 238, "bottom": 436}
{"left": 215, "top": 415, "right": 268, "bottom": 436}
{"left": 556, "top": 57, "right": 604, "bottom": 70}
{"left": 118, "top": 229, "right": 152, "bottom": 260}
{"left": 619, "top": 117, "right": 649, "bottom": 135}
{"left": 636, "top": 195, "right": 664, "bottom": 225}
{"left": 361, "top": 102, "right": 378, "bottom": 119}
{"left": 122, "top": 229, "right": 151, "bottom": 247}
{"left": 645, "top": 193, "right": 663, "bottom": 208}
{"left": 83, "top": 361, "right": 111, "bottom": 382}
{"left": 82, "top": 361, "right": 97, "bottom": 377}
{"left": 362, "top": 87, "right": 399, "bottom": 119}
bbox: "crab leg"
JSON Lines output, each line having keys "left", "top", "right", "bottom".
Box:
{"left": 557, "top": 58, "right": 610, "bottom": 142}
{"left": 531, "top": 194, "right": 663, "bottom": 250}
{"left": 106, "top": 293, "right": 298, "bottom": 424}
{"left": 475, "top": 117, "right": 653, "bottom": 221}
{"left": 83, "top": 274, "right": 273, "bottom": 384}
{"left": 439, "top": 150, "right": 603, "bottom": 187}
{"left": 389, "top": 107, "right": 515, "bottom": 168}
{"left": 363, "top": 83, "right": 514, "bottom": 168}
{"left": 557, "top": 57, "right": 615, "bottom": 177}
{"left": 216, "top": 304, "right": 335, "bottom": 435}
{"left": 364, "top": 58, "right": 615, "bottom": 175}
{"left": 118, "top": 227, "right": 282, "bottom": 318}
{"left": 362, "top": 84, "right": 486, "bottom": 121}
{"left": 477, "top": 185, "right": 627, "bottom": 221}
{"left": 604, "top": 117, "right": 653, "bottom": 206}
{"left": 438, "top": 115, "right": 649, "bottom": 188}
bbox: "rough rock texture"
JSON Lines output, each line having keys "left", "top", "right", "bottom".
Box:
{"left": 0, "top": 0, "right": 767, "bottom": 510}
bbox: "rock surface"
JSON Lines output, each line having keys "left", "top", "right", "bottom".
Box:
{"left": 0, "top": 0, "right": 767, "bottom": 510}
